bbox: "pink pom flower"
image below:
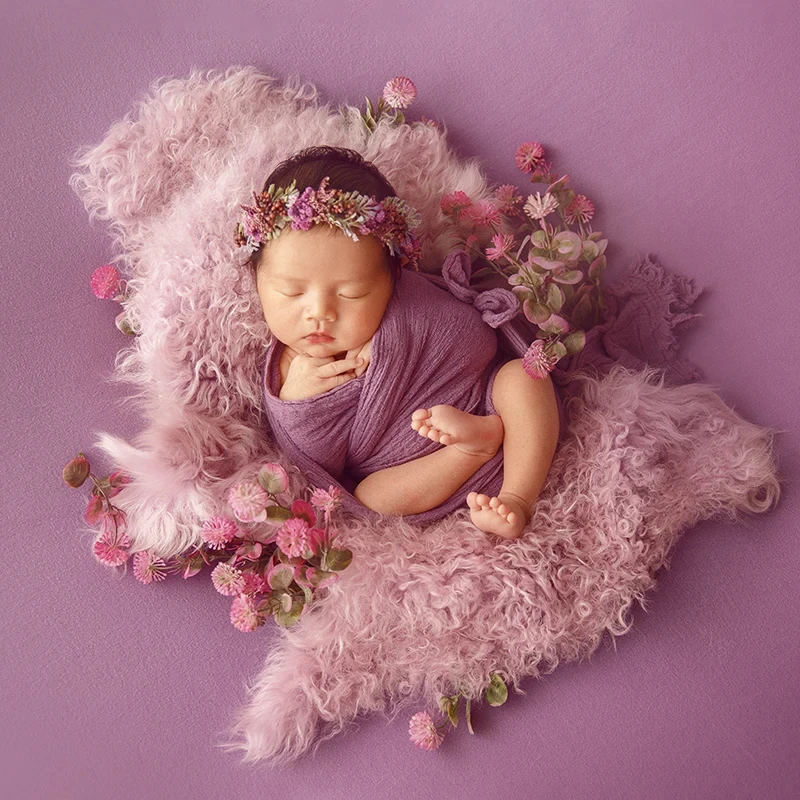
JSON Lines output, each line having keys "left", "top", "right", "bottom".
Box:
{"left": 240, "top": 570, "right": 268, "bottom": 595}
{"left": 383, "top": 76, "right": 417, "bottom": 109}
{"left": 310, "top": 485, "right": 343, "bottom": 515}
{"left": 132, "top": 550, "right": 169, "bottom": 584}
{"left": 90, "top": 264, "right": 122, "bottom": 299}
{"left": 200, "top": 515, "right": 241, "bottom": 549}
{"left": 440, "top": 191, "right": 473, "bottom": 218}
{"left": 522, "top": 339, "right": 559, "bottom": 379}
{"left": 211, "top": 562, "right": 246, "bottom": 596}
{"left": 230, "top": 593, "right": 264, "bottom": 632}
{"left": 92, "top": 529, "right": 131, "bottom": 567}
{"left": 514, "top": 141, "right": 545, "bottom": 174}
{"left": 227, "top": 479, "right": 270, "bottom": 523}
{"left": 564, "top": 194, "right": 595, "bottom": 225}
{"left": 276, "top": 517, "right": 310, "bottom": 559}
{"left": 408, "top": 711, "right": 445, "bottom": 751}
{"left": 493, "top": 184, "right": 523, "bottom": 213}
{"left": 467, "top": 200, "right": 501, "bottom": 228}
{"left": 486, "top": 234, "right": 515, "bottom": 262}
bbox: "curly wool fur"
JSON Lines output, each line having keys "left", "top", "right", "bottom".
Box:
{"left": 68, "top": 67, "right": 782, "bottom": 767}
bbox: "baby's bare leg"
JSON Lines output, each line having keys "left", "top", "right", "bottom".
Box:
{"left": 467, "top": 358, "right": 561, "bottom": 539}
{"left": 353, "top": 445, "right": 493, "bottom": 516}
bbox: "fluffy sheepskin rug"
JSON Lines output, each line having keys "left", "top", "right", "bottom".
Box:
{"left": 68, "top": 67, "right": 782, "bottom": 767}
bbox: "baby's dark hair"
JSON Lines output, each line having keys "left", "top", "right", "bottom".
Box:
{"left": 247, "top": 145, "right": 403, "bottom": 286}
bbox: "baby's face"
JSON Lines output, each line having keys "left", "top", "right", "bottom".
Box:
{"left": 255, "top": 225, "right": 394, "bottom": 359}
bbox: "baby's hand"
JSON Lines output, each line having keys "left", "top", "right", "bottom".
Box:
{"left": 280, "top": 353, "right": 364, "bottom": 401}
{"left": 345, "top": 339, "right": 372, "bottom": 378}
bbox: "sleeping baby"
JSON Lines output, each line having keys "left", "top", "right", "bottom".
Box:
{"left": 235, "top": 145, "right": 561, "bottom": 540}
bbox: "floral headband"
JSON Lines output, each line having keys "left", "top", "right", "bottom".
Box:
{"left": 234, "top": 176, "right": 423, "bottom": 271}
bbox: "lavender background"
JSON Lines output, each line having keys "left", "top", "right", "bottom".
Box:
{"left": 3, "top": 1, "right": 798, "bottom": 797}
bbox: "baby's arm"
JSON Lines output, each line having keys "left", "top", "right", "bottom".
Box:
{"left": 353, "top": 446, "right": 491, "bottom": 516}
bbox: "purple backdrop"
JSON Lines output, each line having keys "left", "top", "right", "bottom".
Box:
{"left": 3, "top": 1, "right": 798, "bottom": 797}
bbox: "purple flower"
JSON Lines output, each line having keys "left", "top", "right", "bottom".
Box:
{"left": 288, "top": 187, "right": 316, "bottom": 231}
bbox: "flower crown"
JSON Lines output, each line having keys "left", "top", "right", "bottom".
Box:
{"left": 234, "top": 176, "right": 423, "bottom": 271}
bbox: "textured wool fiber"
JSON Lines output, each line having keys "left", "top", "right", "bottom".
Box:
{"left": 68, "top": 66, "right": 782, "bottom": 767}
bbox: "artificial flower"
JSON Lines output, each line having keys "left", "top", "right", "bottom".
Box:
{"left": 382, "top": 76, "right": 417, "bottom": 109}
{"left": 408, "top": 711, "right": 445, "bottom": 751}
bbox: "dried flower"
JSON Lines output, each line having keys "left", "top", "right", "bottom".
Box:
{"left": 408, "top": 711, "right": 445, "bottom": 751}
{"left": 383, "top": 76, "right": 417, "bottom": 109}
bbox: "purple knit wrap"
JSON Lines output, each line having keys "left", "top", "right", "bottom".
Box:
{"left": 261, "top": 268, "right": 527, "bottom": 525}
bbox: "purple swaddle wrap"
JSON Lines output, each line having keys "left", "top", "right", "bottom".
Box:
{"left": 261, "top": 249, "right": 703, "bottom": 526}
{"left": 261, "top": 267, "right": 523, "bottom": 525}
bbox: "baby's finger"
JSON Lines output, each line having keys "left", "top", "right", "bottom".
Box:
{"left": 321, "top": 357, "right": 362, "bottom": 376}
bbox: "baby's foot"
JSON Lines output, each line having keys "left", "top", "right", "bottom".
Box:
{"left": 410, "top": 405, "right": 504, "bottom": 457}
{"left": 466, "top": 492, "right": 531, "bottom": 539}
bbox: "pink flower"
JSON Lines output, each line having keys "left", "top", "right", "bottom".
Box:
{"left": 132, "top": 550, "right": 170, "bottom": 584}
{"left": 383, "top": 76, "right": 417, "bottom": 109}
{"left": 200, "top": 515, "right": 241, "bottom": 549}
{"left": 408, "top": 711, "right": 445, "bottom": 751}
{"left": 90, "top": 264, "right": 122, "bottom": 299}
{"left": 514, "top": 141, "right": 545, "bottom": 174}
{"left": 419, "top": 114, "right": 439, "bottom": 129}
{"left": 565, "top": 194, "right": 595, "bottom": 225}
{"left": 522, "top": 339, "right": 559, "bottom": 379}
{"left": 240, "top": 570, "right": 268, "bottom": 595}
{"left": 486, "top": 234, "right": 515, "bottom": 262}
{"left": 493, "top": 184, "right": 523, "bottom": 213}
{"left": 211, "top": 562, "right": 246, "bottom": 596}
{"left": 467, "top": 200, "right": 501, "bottom": 228}
{"left": 440, "top": 191, "right": 473, "bottom": 218}
{"left": 276, "top": 517, "right": 310, "bottom": 559}
{"left": 227, "top": 479, "right": 270, "bottom": 523}
{"left": 310, "top": 485, "right": 343, "bottom": 515}
{"left": 92, "top": 529, "right": 131, "bottom": 567}
{"left": 230, "top": 593, "right": 265, "bottom": 632}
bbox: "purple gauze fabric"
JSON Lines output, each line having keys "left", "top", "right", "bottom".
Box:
{"left": 261, "top": 265, "right": 533, "bottom": 526}
{"left": 261, "top": 250, "right": 704, "bottom": 526}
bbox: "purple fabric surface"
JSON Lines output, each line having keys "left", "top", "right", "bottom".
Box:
{"left": 262, "top": 268, "right": 509, "bottom": 525}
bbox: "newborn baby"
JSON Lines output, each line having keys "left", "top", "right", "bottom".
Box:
{"left": 254, "top": 221, "right": 561, "bottom": 540}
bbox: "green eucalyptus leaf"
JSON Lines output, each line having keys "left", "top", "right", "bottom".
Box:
{"left": 446, "top": 699, "right": 459, "bottom": 728}
{"left": 325, "top": 547, "right": 353, "bottom": 572}
{"left": 546, "top": 282, "right": 565, "bottom": 312}
{"left": 562, "top": 330, "right": 586, "bottom": 355}
{"left": 275, "top": 595, "right": 304, "bottom": 628}
{"left": 588, "top": 255, "right": 607, "bottom": 281}
{"left": 266, "top": 505, "right": 292, "bottom": 523}
{"left": 485, "top": 673, "right": 508, "bottom": 707}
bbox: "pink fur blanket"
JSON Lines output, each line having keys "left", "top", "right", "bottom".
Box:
{"left": 68, "top": 67, "right": 781, "bottom": 767}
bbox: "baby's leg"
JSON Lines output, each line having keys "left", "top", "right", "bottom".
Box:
{"left": 353, "top": 442, "right": 499, "bottom": 516}
{"left": 468, "top": 358, "right": 561, "bottom": 539}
